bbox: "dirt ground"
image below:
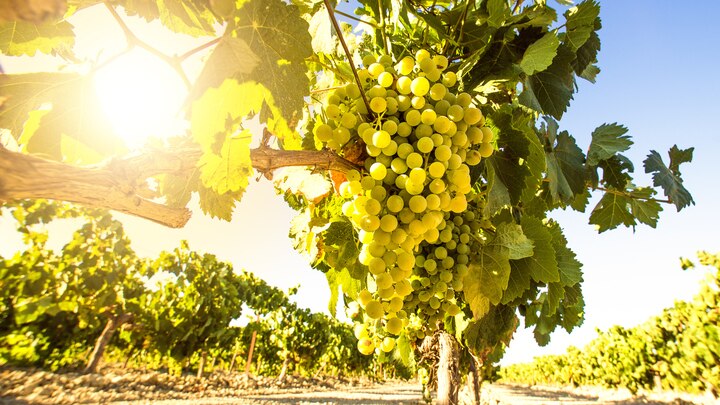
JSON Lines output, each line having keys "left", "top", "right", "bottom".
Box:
{"left": 1, "top": 367, "right": 717, "bottom": 405}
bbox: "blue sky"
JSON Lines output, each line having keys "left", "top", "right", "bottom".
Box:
{"left": 1, "top": 1, "right": 719, "bottom": 365}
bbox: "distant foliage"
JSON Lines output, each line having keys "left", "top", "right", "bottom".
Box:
{"left": 499, "top": 251, "right": 720, "bottom": 396}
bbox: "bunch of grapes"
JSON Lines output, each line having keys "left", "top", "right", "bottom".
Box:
{"left": 313, "top": 50, "right": 495, "bottom": 354}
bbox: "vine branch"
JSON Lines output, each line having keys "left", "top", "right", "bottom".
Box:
{"left": 595, "top": 186, "right": 673, "bottom": 205}
{"left": 323, "top": 0, "right": 372, "bottom": 116}
{"left": 0, "top": 143, "right": 359, "bottom": 229}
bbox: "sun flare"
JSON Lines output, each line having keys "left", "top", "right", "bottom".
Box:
{"left": 93, "top": 49, "right": 188, "bottom": 150}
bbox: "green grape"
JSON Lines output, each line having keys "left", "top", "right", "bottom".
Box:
{"left": 376, "top": 272, "right": 393, "bottom": 290}
{"left": 386, "top": 195, "right": 404, "bottom": 213}
{"left": 391, "top": 157, "right": 408, "bottom": 174}
{"left": 404, "top": 109, "right": 421, "bottom": 127}
{"left": 425, "top": 69, "right": 441, "bottom": 83}
{"left": 340, "top": 113, "right": 357, "bottom": 128}
{"left": 334, "top": 127, "right": 351, "bottom": 145}
{"left": 421, "top": 108, "right": 437, "bottom": 125}
{"left": 447, "top": 104, "right": 464, "bottom": 122}
{"left": 406, "top": 152, "right": 423, "bottom": 169}
{"left": 409, "top": 195, "right": 428, "bottom": 213}
{"left": 429, "top": 178, "right": 446, "bottom": 194}
{"left": 456, "top": 92, "right": 472, "bottom": 108}
{"left": 416, "top": 137, "right": 434, "bottom": 154}
{"left": 386, "top": 97, "right": 399, "bottom": 114}
{"left": 365, "top": 197, "right": 382, "bottom": 215}
{"left": 380, "top": 214, "right": 398, "bottom": 232}
{"left": 426, "top": 194, "right": 441, "bottom": 210}
{"left": 442, "top": 71, "right": 457, "bottom": 87}
{"left": 409, "top": 167, "right": 427, "bottom": 184}
{"left": 360, "top": 214, "right": 380, "bottom": 232}
{"left": 415, "top": 123, "right": 433, "bottom": 138}
{"left": 428, "top": 161, "right": 446, "bottom": 178}
{"left": 368, "top": 256, "right": 385, "bottom": 274}
{"left": 378, "top": 71, "right": 394, "bottom": 88}
{"left": 429, "top": 83, "right": 447, "bottom": 101}
{"left": 314, "top": 123, "right": 333, "bottom": 142}
{"left": 346, "top": 83, "right": 361, "bottom": 99}
{"left": 411, "top": 77, "right": 430, "bottom": 96}
{"left": 433, "top": 115, "right": 451, "bottom": 134}
{"left": 481, "top": 127, "right": 495, "bottom": 143}
{"left": 411, "top": 96, "right": 426, "bottom": 109}
{"left": 434, "top": 100, "right": 451, "bottom": 116}
{"left": 396, "top": 76, "right": 412, "bottom": 95}
{"left": 370, "top": 97, "right": 387, "bottom": 114}
{"left": 397, "top": 95, "right": 412, "bottom": 111}
{"left": 418, "top": 57, "right": 435, "bottom": 73}
{"left": 396, "top": 56, "right": 415, "bottom": 76}
{"left": 366, "top": 300, "right": 384, "bottom": 319}
{"left": 463, "top": 106, "right": 482, "bottom": 125}
{"left": 372, "top": 130, "right": 391, "bottom": 149}
{"left": 415, "top": 49, "right": 431, "bottom": 61}
{"left": 397, "top": 122, "right": 413, "bottom": 137}
{"left": 368, "top": 62, "right": 385, "bottom": 78}
{"left": 326, "top": 103, "right": 341, "bottom": 119}
{"left": 434, "top": 145, "right": 452, "bottom": 162}
{"left": 362, "top": 54, "right": 377, "bottom": 66}
{"left": 479, "top": 142, "right": 494, "bottom": 158}
{"left": 433, "top": 55, "right": 448, "bottom": 71}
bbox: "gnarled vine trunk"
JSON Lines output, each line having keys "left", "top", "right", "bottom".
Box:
{"left": 84, "top": 312, "right": 133, "bottom": 373}
{"left": 436, "top": 330, "right": 461, "bottom": 405}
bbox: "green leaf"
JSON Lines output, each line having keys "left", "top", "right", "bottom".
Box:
{"left": 573, "top": 30, "right": 600, "bottom": 77}
{"left": 598, "top": 155, "right": 633, "bottom": 189}
{"left": 487, "top": 108, "right": 532, "bottom": 206}
{"left": 230, "top": 0, "right": 312, "bottom": 125}
{"left": 197, "top": 185, "right": 238, "bottom": 221}
{"left": 155, "top": 0, "right": 218, "bottom": 36}
{"left": 546, "top": 221, "right": 583, "bottom": 286}
{"left": 586, "top": 123, "right": 632, "bottom": 166}
{"left": 190, "top": 35, "right": 261, "bottom": 100}
{"left": 494, "top": 222, "right": 534, "bottom": 260}
{"left": 14, "top": 295, "right": 54, "bottom": 324}
{"left": 562, "top": 0, "right": 600, "bottom": 51}
{"left": 198, "top": 131, "right": 252, "bottom": 195}
{"left": 519, "top": 31, "right": 560, "bottom": 75}
{"left": 463, "top": 305, "right": 517, "bottom": 357}
{"left": 325, "top": 268, "right": 359, "bottom": 316}
{"left": 588, "top": 191, "right": 635, "bottom": 232}
{"left": 643, "top": 148, "right": 695, "bottom": 211}
{"left": 517, "top": 215, "right": 559, "bottom": 284}
{"left": 547, "top": 130, "right": 586, "bottom": 204}
{"left": 502, "top": 260, "right": 532, "bottom": 305}
{"left": 0, "top": 19, "right": 74, "bottom": 56}
{"left": 463, "top": 244, "right": 511, "bottom": 319}
{"left": 629, "top": 187, "right": 662, "bottom": 228}
{"left": 547, "top": 282, "right": 564, "bottom": 315}
{"left": 518, "top": 45, "right": 576, "bottom": 119}
{"left": 274, "top": 168, "right": 332, "bottom": 204}
{"left": 486, "top": 0, "right": 510, "bottom": 27}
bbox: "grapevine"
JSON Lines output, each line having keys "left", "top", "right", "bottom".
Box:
{"left": 310, "top": 51, "right": 497, "bottom": 353}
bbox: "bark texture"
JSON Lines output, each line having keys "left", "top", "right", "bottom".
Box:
{"left": 84, "top": 312, "right": 133, "bottom": 374}
{"left": 0, "top": 145, "right": 358, "bottom": 228}
{"left": 436, "top": 330, "right": 461, "bottom": 405}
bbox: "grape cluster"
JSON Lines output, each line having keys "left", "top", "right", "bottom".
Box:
{"left": 313, "top": 50, "right": 495, "bottom": 354}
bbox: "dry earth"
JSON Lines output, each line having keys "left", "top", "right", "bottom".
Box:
{"left": 0, "top": 367, "right": 717, "bottom": 405}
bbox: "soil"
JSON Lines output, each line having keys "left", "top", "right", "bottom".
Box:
{"left": 0, "top": 367, "right": 717, "bottom": 405}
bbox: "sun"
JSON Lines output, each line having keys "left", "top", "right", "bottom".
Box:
{"left": 93, "top": 49, "right": 188, "bottom": 150}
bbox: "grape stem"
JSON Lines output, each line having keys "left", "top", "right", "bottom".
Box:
{"left": 512, "top": 0, "right": 525, "bottom": 14}
{"left": 322, "top": 0, "right": 372, "bottom": 117}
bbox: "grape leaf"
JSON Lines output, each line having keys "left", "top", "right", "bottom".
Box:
{"left": 463, "top": 304, "right": 517, "bottom": 358}
{"left": 486, "top": 0, "right": 510, "bottom": 28}
{"left": 190, "top": 35, "right": 260, "bottom": 99}
{"left": 463, "top": 244, "right": 511, "bottom": 319}
{"left": 547, "top": 221, "right": 583, "bottom": 286}
{"left": 573, "top": 30, "right": 600, "bottom": 77}
{"left": 502, "top": 260, "right": 531, "bottom": 305}
{"left": 494, "top": 222, "right": 534, "bottom": 260}
{"left": 197, "top": 131, "right": 252, "bottom": 195}
{"left": 547, "top": 282, "right": 564, "bottom": 316}
{"left": 487, "top": 108, "right": 532, "bottom": 205}
{"left": 586, "top": 123, "right": 632, "bottom": 166}
{"left": 230, "top": 0, "right": 312, "bottom": 125}
{"left": 519, "top": 31, "right": 560, "bottom": 75}
{"left": 629, "top": 187, "right": 662, "bottom": 228}
{"left": 588, "top": 191, "right": 635, "bottom": 232}
{"left": 518, "top": 45, "right": 576, "bottom": 119}
{"left": 546, "top": 130, "right": 586, "bottom": 204}
{"left": 562, "top": 0, "right": 600, "bottom": 51}
{"left": 598, "top": 154, "right": 633, "bottom": 189}
{"left": 643, "top": 148, "right": 695, "bottom": 211}
{"left": 325, "top": 267, "right": 359, "bottom": 316}
{"left": 0, "top": 19, "right": 74, "bottom": 56}
{"left": 154, "top": 0, "right": 217, "bottom": 37}
{"left": 274, "top": 167, "right": 332, "bottom": 204}
{"left": 517, "top": 215, "right": 559, "bottom": 283}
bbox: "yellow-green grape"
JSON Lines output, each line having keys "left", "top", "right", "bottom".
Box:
{"left": 406, "top": 152, "right": 424, "bottom": 169}
{"left": 366, "top": 300, "right": 384, "bottom": 319}
{"left": 428, "top": 161, "right": 446, "bottom": 179}
{"left": 370, "top": 97, "right": 387, "bottom": 114}
{"left": 386, "top": 317, "right": 403, "bottom": 335}
{"left": 481, "top": 127, "right": 495, "bottom": 143}
{"left": 326, "top": 103, "right": 341, "bottom": 120}
{"left": 411, "top": 96, "right": 426, "bottom": 109}
{"left": 381, "top": 336, "right": 396, "bottom": 352}
{"left": 447, "top": 104, "right": 464, "bottom": 122}
{"left": 378, "top": 71, "right": 394, "bottom": 88}
{"left": 358, "top": 289, "right": 373, "bottom": 306}
{"left": 376, "top": 272, "right": 393, "bottom": 290}
{"left": 404, "top": 109, "right": 422, "bottom": 127}
{"left": 456, "top": 92, "right": 472, "bottom": 108}
{"left": 386, "top": 195, "right": 404, "bottom": 212}
{"left": 415, "top": 49, "right": 431, "bottom": 61}
{"left": 372, "top": 130, "right": 391, "bottom": 149}
{"left": 354, "top": 323, "right": 369, "bottom": 339}
{"left": 433, "top": 55, "right": 448, "bottom": 71}
{"left": 396, "top": 76, "right": 412, "bottom": 95}
{"left": 411, "top": 77, "right": 430, "bottom": 97}
{"left": 346, "top": 83, "right": 361, "bottom": 99}
{"left": 367, "top": 85, "right": 386, "bottom": 98}
{"left": 434, "top": 145, "right": 452, "bottom": 162}
{"left": 369, "top": 162, "right": 388, "bottom": 181}
{"left": 421, "top": 109, "right": 437, "bottom": 125}
{"left": 378, "top": 54, "right": 394, "bottom": 66}
{"left": 357, "top": 337, "right": 375, "bottom": 355}
{"left": 396, "top": 56, "right": 414, "bottom": 75}
{"left": 479, "top": 142, "right": 494, "bottom": 158}
{"left": 368, "top": 62, "right": 385, "bottom": 78}
{"left": 442, "top": 71, "right": 457, "bottom": 87}
{"left": 416, "top": 137, "right": 434, "bottom": 154}
{"left": 314, "top": 123, "right": 333, "bottom": 142}
{"left": 418, "top": 57, "right": 435, "bottom": 74}
{"left": 362, "top": 54, "right": 377, "bottom": 66}
{"left": 463, "top": 106, "right": 483, "bottom": 125}
{"left": 387, "top": 296, "right": 404, "bottom": 313}
{"left": 380, "top": 214, "right": 398, "bottom": 232}
{"left": 377, "top": 287, "right": 395, "bottom": 299}
{"left": 340, "top": 113, "right": 357, "bottom": 128}
{"left": 334, "top": 127, "right": 351, "bottom": 145}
